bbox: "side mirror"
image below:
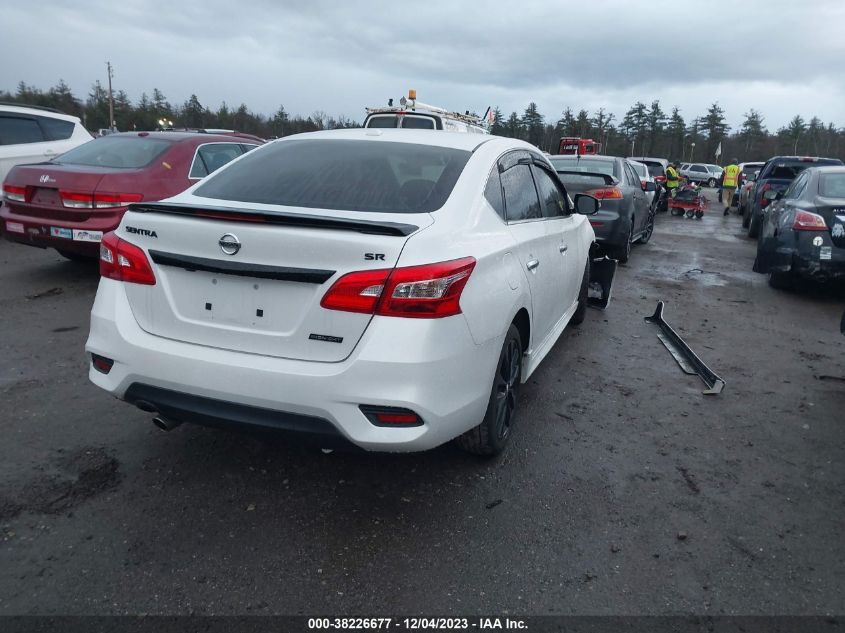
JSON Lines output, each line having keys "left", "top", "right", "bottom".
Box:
{"left": 763, "top": 189, "right": 780, "bottom": 201}
{"left": 574, "top": 193, "right": 599, "bottom": 215}
{"left": 643, "top": 181, "right": 657, "bottom": 192}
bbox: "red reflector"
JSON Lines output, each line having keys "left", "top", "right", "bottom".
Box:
{"left": 793, "top": 210, "right": 827, "bottom": 231}
{"left": 589, "top": 220, "right": 605, "bottom": 226}
{"left": 99, "top": 231, "right": 156, "bottom": 285}
{"left": 360, "top": 406, "right": 423, "bottom": 427}
{"left": 91, "top": 354, "right": 114, "bottom": 374}
{"left": 3, "top": 184, "right": 26, "bottom": 202}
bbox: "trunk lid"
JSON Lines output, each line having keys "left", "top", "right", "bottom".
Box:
{"left": 119, "top": 202, "right": 432, "bottom": 362}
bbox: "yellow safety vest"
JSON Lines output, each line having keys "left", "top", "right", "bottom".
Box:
{"left": 666, "top": 166, "right": 679, "bottom": 188}
{"left": 723, "top": 164, "right": 740, "bottom": 188}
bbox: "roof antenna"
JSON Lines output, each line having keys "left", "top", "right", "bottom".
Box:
{"left": 388, "top": 98, "right": 393, "bottom": 107}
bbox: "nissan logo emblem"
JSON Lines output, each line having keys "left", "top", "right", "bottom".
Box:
{"left": 219, "top": 233, "right": 241, "bottom": 255}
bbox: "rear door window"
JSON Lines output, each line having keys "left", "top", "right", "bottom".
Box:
{"left": 54, "top": 136, "right": 172, "bottom": 168}
{"left": 366, "top": 115, "right": 399, "bottom": 128}
{"left": 401, "top": 116, "right": 437, "bottom": 130}
{"left": 37, "top": 116, "right": 75, "bottom": 141}
{"left": 189, "top": 143, "right": 244, "bottom": 179}
{"left": 483, "top": 166, "right": 505, "bottom": 219}
{"left": 0, "top": 116, "right": 45, "bottom": 145}
{"left": 691, "top": 165, "right": 707, "bottom": 173}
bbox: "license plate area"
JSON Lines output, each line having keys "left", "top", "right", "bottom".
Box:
{"left": 32, "top": 187, "right": 61, "bottom": 207}
{"left": 165, "top": 268, "right": 315, "bottom": 333}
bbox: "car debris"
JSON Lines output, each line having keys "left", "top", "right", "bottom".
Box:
{"left": 645, "top": 301, "right": 726, "bottom": 395}
{"left": 588, "top": 256, "right": 618, "bottom": 310}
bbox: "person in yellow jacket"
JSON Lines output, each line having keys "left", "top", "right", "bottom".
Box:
{"left": 722, "top": 158, "right": 741, "bottom": 216}
{"left": 666, "top": 162, "right": 681, "bottom": 198}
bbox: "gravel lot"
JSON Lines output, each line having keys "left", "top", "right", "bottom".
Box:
{"left": 1, "top": 189, "right": 843, "bottom": 616}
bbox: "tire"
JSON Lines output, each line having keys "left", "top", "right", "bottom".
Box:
{"left": 610, "top": 220, "right": 633, "bottom": 263}
{"left": 456, "top": 324, "right": 522, "bottom": 456}
{"left": 768, "top": 271, "right": 794, "bottom": 290}
{"left": 57, "top": 249, "right": 95, "bottom": 263}
{"left": 639, "top": 208, "right": 656, "bottom": 244}
{"left": 570, "top": 258, "right": 590, "bottom": 326}
{"left": 747, "top": 212, "right": 760, "bottom": 238}
{"left": 695, "top": 210, "right": 704, "bottom": 219}
{"left": 742, "top": 206, "right": 751, "bottom": 228}
{"left": 707, "top": 177, "right": 717, "bottom": 188}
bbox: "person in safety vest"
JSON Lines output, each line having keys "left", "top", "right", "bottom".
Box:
{"left": 666, "top": 162, "right": 681, "bottom": 198}
{"left": 722, "top": 158, "right": 741, "bottom": 216}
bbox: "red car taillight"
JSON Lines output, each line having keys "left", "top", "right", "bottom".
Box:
{"left": 759, "top": 183, "right": 772, "bottom": 208}
{"left": 2, "top": 184, "right": 26, "bottom": 202}
{"left": 60, "top": 191, "right": 142, "bottom": 209}
{"left": 655, "top": 175, "right": 667, "bottom": 183}
{"left": 321, "top": 257, "right": 476, "bottom": 319}
{"left": 792, "top": 210, "right": 827, "bottom": 231}
{"left": 586, "top": 187, "right": 623, "bottom": 200}
{"left": 99, "top": 232, "right": 156, "bottom": 285}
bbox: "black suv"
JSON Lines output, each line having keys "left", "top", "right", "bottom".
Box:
{"left": 744, "top": 156, "right": 843, "bottom": 238}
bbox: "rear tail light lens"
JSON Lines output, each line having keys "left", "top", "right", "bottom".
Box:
{"left": 793, "top": 210, "right": 827, "bottom": 231}
{"left": 655, "top": 175, "right": 666, "bottom": 183}
{"left": 321, "top": 257, "right": 476, "bottom": 319}
{"left": 359, "top": 405, "right": 424, "bottom": 427}
{"left": 91, "top": 354, "right": 114, "bottom": 374}
{"left": 2, "top": 185, "right": 26, "bottom": 202}
{"left": 99, "top": 232, "right": 156, "bottom": 285}
{"left": 60, "top": 191, "right": 142, "bottom": 209}
{"left": 760, "top": 183, "right": 772, "bottom": 208}
{"left": 586, "top": 187, "right": 623, "bottom": 200}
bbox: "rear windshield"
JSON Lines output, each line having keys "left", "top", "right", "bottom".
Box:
{"left": 194, "top": 139, "right": 472, "bottom": 214}
{"left": 642, "top": 162, "right": 664, "bottom": 177}
{"left": 365, "top": 115, "right": 399, "bottom": 128}
{"left": 555, "top": 173, "right": 610, "bottom": 187}
{"left": 550, "top": 157, "right": 617, "bottom": 179}
{"left": 54, "top": 136, "right": 171, "bottom": 168}
{"left": 629, "top": 162, "right": 647, "bottom": 177}
{"left": 819, "top": 173, "right": 845, "bottom": 197}
{"left": 766, "top": 159, "right": 842, "bottom": 180}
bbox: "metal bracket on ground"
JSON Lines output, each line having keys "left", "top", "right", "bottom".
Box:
{"left": 645, "top": 301, "right": 726, "bottom": 395}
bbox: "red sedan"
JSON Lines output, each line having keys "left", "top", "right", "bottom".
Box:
{"left": 1, "top": 131, "right": 263, "bottom": 259}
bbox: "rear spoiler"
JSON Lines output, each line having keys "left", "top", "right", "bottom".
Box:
{"left": 554, "top": 171, "right": 615, "bottom": 186}
{"left": 128, "top": 202, "right": 419, "bottom": 237}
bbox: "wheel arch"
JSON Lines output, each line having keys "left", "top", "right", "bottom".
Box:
{"left": 512, "top": 308, "right": 530, "bottom": 354}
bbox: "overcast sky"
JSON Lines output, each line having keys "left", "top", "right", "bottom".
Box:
{"left": 4, "top": 0, "right": 844, "bottom": 130}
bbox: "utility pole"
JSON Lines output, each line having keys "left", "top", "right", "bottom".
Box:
{"left": 106, "top": 61, "right": 115, "bottom": 132}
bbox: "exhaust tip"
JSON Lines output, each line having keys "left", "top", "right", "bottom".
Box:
{"left": 152, "top": 416, "right": 182, "bottom": 432}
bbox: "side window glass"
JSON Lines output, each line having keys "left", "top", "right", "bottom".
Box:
{"left": 190, "top": 143, "right": 243, "bottom": 179}
{"left": 624, "top": 163, "right": 637, "bottom": 186}
{"left": 531, "top": 165, "right": 568, "bottom": 217}
{"left": 501, "top": 163, "right": 542, "bottom": 222}
{"left": 498, "top": 150, "right": 531, "bottom": 171}
{"left": 0, "top": 116, "right": 45, "bottom": 145}
{"left": 37, "top": 116, "right": 75, "bottom": 141}
{"left": 483, "top": 166, "right": 505, "bottom": 219}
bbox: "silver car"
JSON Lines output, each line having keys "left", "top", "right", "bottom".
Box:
{"left": 680, "top": 163, "right": 723, "bottom": 187}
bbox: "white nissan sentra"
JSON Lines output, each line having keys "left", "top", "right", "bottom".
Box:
{"left": 85, "top": 129, "right": 599, "bottom": 455}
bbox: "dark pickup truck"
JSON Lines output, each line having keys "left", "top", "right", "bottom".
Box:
{"left": 744, "top": 156, "right": 843, "bottom": 238}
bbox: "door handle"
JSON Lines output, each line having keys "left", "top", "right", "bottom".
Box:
{"left": 559, "top": 245, "right": 568, "bottom": 253}
{"left": 527, "top": 259, "right": 540, "bottom": 271}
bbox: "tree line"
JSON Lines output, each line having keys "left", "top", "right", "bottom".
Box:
{"left": 4, "top": 80, "right": 845, "bottom": 163}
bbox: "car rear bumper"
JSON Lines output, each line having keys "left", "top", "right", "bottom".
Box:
{"left": 1, "top": 204, "right": 123, "bottom": 254}
{"left": 588, "top": 205, "right": 628, "bottom": 247}
{"left": 85, "top": 279, "right": 502, "bottom": 452}
{"left": 764, "top": 231, "right": 845, "bottom": 281}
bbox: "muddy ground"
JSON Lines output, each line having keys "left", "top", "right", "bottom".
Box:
{"left": 0, "top": 189, "right": 843, "bottom": 615}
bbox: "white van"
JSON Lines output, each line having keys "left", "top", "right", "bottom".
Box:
{"left": 364, "top": 91, "right": 488, "bottom": 134}
{"left": 0, "top": 104, "right": 92, "bottom": 186}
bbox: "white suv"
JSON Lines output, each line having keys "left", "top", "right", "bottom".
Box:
{"left": 85, "top": 129, "right": 601, "bottom": 455}
{"left": 0, "top": 104, "right": 92, "bottom": 186}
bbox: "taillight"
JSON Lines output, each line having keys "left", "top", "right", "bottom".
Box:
{"left": 91, "top": 354, "right": 114, "bottom": 374}
{"left": 2, "top": 185, "right": 26, "bottom": 202}
{"left": 640, "top": 180, "right": 648, "bottom": 188}
{"left": 655, "top": 175, "right": 666, "bottom": 183}
{"left": 94, "top": 193, "right": 143, "bottom": 208}
{"left": 60, "top": 191, "right": 142, "bottom": 209}
{"left": 99, "top": 232, "right": 156, "bottom": 285}
{"left": 321, "top": 257, "right": 476, "bottom": 319}
{"left": 793, "top": 210, "right": 827, "bottom": 231}
{"left": 760, "top": 183, "right": 772, "bottom": 208}
{"left": 586, "top": 187, "right": 623, "bottom": 200}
